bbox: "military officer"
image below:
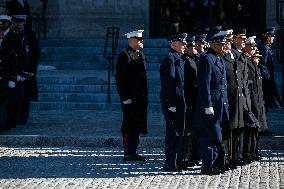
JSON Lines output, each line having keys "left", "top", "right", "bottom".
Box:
{"left": 0, "top": 14, "right": 17, "bottom": 133}
{"left": 1, "top": 12, "right": 20, "bottom": 131}
{"left": 5, "top": 0, "right": 32, "bottom": 31}
{"left": 258, "top": 27, "right": 283, "bottom": 114}
{"left": 11, "top": 14, "right": 39, "bottom": 124}
{"left": 183, "top": 34, "right": 200, "bottom": 167}
{"left": 230, "top": 29, "right": 257, "bottom": 166}
{"left": 243, "top": 36, "right": 261, "bottom": 162}
{"left": 115, "top": 30, "right": 148, "bottom": 162}
{"left": 160, "top": 33, "right": 187, "bottom": 171}
{"left": 223, "top": 29, "right": 243, "bottom": 169}
{"left": 192, "top": 31, "right": 229, "bottom": 175}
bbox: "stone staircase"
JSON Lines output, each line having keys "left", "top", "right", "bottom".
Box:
{"left": 31, "top": 39, "right": 169, "bottom": 112}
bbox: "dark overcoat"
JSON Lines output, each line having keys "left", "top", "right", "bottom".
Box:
{"left": 23, "top": 30, "right": 39, "bottom": 101}
{"left": 223, "top": 52, "right": 244, "bottom": 130}
{"left": 1, "top": 30, "right": 19, "bottom": 100}
{"left": 115, "top": 47, "right": 148, "bottom": 134}
{"left": 192, "top": 49, "right": 229, "bottom": 141}
{"left": 232, "top": 48, "right": 259, "bottom": 127}
{"left": 247, "top": 58, "right": 268, "bottom": 131}
{"left": 258, "top": 44, "right": 283, "bottom": 108}
{"left": 0, "top": 31, "right": 18, "bottom": 102}
{"left": 183, "top": 54, "right": 198, "bottom": 132}
{"left": 160, "top": 48, "right": 186, "bottom": 135}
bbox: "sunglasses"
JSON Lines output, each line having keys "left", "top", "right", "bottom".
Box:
{"left": 132, "top": 37, "right": 143, "bottom": 41}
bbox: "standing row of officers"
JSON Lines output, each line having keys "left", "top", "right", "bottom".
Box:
{"left": 0, "top": 1, "right": 39, "bottom": 134}
{"left": 115, "top": 27, "right": 282, "bottom": 175}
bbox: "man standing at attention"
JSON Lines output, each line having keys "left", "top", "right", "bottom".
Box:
{"left": 115, "top": 30, "right": 148, "bottom": 162}
{"left": 160, "top": 33, "right": 188, "bottom": 172}
{"left": 192, "top": 31, "right": 229, "bottom": 175}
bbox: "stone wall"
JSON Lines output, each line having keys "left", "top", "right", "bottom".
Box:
{"left": 26, "top": 0, "right": 150, "bottom": 39}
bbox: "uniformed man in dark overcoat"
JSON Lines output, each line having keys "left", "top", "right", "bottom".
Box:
{"left": 230, "top": 29, "right": 257, "bottom": 166}
{"left": 1, "top": 14, "right": 20, "bottom": 131}
{"left": 251, "top": 49, "right": 268, "bottom": 136}
{"left": 223, "top": 29, "right": 243, "bottom": 169}
{"left": 160, "top": 33, "right": 187, "bottom": 172}
{"left": 115, "top": 30, "right": 148, "bottom": 162}
{"left": 5, "top": 0, "right": 32, "bottom": 31}
{"left": 250, "top": 49, "right": 267, "bottom": 160}
{"left": 0, "top": 14, "right": 17, "bottom": 133}
{"left": 182, "top": 35, "right": 200, "bottom": 167}
{"left": 11, "top": 14, "right": 39, "bottom": 124}
{"left": 258, "top": 27, "right": 283, "bottom": 115}
{"left": 192, "top": 31, "right": 229, "bottom": 175}
{"left": 243, "top": 36, "right": 261, "bottom": 163}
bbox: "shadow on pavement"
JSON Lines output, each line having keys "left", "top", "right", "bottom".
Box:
{"left": 0, "top": 147, "right": 201, "bottom": 179}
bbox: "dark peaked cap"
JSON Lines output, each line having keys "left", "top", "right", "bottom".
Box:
{"left": 169, "top": 33, "right": 188, "bottom": 44}
{"left": 262, "top": 27, "right": 275, "bottom": 36}
{"left": 234, "top": 29, "right": 247, "bottom": 39}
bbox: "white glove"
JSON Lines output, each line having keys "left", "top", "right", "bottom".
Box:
{"left": 168, "top": 106, "right": 176, "bottom": 113}
{"left": 205, "top": 107, "right": 214, "bottom": 115}
{"left": 8, "top": 81, "right": 15, "bottom": 88}
{"left": 122, "top": 99, "right": 132, "bottom": 105}
{"left": 16, "top": 75, "right": 22, "bottom": 81}
{"left": 16, "top": 75, "right": 26, "bottom": 81}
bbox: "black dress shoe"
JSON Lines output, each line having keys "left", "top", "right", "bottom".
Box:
{"left": 253, "top": 155, "right": 262, "bottom": 161}
{"left": 201, "top": 168, "right": 220, "bottom": 175}
{"left": 123, "top": 154, "right": 145, "bottom": 162}
{"left": 227, "top": 163, "right": 237, "bottom": 170}
{"left": 192, "top": 160, "right": 201, "bottom": 166}
{"left": 232, "top": 159, "right": 246, "bottom": 166}
{"left": 163, "top": 164, "right": 182, "bottom": 172}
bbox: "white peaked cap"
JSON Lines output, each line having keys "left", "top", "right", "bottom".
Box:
{"left": 0, "top": 15, "right": 11, "bottom": 22}
{"left": 213, "top": 30, "right": 232, "bottom": 37}
{"left": 245, "top": 36, "right": 256, "bottom": 44}
{"left": 226, "top": 29, "right": 233, "bottom": 35}
{"left": 125, "top": 30, "right": 144, "bottom": 39}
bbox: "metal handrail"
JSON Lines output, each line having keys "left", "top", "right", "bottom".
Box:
{"left": 103, "top": 26, "right": 120, "bottom": 103}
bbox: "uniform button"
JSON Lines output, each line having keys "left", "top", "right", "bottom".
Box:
{"left": 222, "top": 77, "right": 225, "bottom": 79}
{"left": 237, "top": 87, "right": 239, "bottom": 89}
{"left": 237, "top": 78, "right": 238, "bottom": 81}
{"left": 239, "top": 94, "right": 241, "bottom": 96}
{"left": 224, "top": 103, "right": 227, "bottom": 105}
{"left": 236, "top": 71, "right": 238, "bottom": 73}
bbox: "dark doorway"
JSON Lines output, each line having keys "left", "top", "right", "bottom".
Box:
{"left": 150, "top": 0, "right": 266, "bottom": 38}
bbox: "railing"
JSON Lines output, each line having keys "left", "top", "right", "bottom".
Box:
{"left": 103, "top": 26, "right": 120, "bottom": 103}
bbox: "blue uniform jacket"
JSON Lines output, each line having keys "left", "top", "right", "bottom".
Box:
{"left": 192, "top": 49, "right": 229, "bottom": 140}
{"left": 160, "top": 48, "right": 186, "bottom": 135}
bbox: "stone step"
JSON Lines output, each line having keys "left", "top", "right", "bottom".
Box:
{"left": 40, "top": 39, "right": 169, "bottom": 48}
{"left": 36, "top": 70, "right": 161, "bottom": 85}
{"left": 30, "top": 102, "right": 162, "bottom": 112}
{"left": 38, "top": 93, "right": 161, "bottom": 103}
{"left": 38, "top": 84, "right": 160, "bottom": 94}
{"left": 40, "top": 47, "right": 167, "bottom": 62}
{"left": 39, "top": 60, "right": 162, "bottom": 70}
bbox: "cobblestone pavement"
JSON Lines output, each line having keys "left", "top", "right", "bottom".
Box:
{"left": 0, "top": 146, "right": 283, "bottom": 189}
